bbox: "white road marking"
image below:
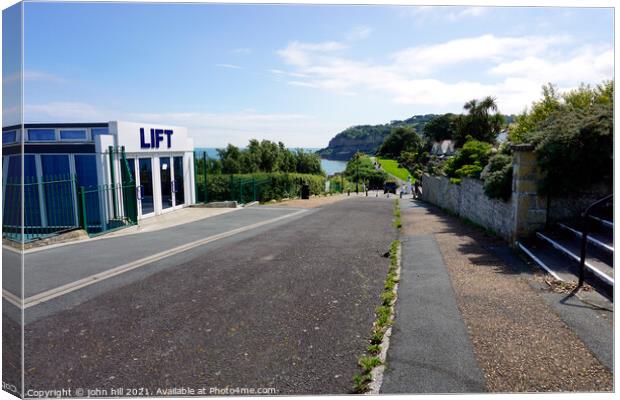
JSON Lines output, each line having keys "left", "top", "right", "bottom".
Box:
{"left": 2, "top": 289, "right": 22, "bottom": 308}
{"left": 4, "top": 209, "right": 308, "bottom": 309}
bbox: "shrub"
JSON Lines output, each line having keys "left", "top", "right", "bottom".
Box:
{"left": 345, "top": 153, "right": 388, "bottom": 188}
{"left": 482, "top": 154, "right": 513, "bottom": 201}
{"left": 198, "top": 172, "right": 326, "bottom": 203}
{"left": 444, "top": 139, "right": 492, "bottom": 180}
{"left": 529, "top": 102, "right": 612, "bottom": 196}
{"left": 509, "top": 80, "right": 613, "bottom": 196}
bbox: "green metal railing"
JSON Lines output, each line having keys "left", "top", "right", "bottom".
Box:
{"left": 78, "top": 181, "right": 137, "bottom": 235}
{"left": 2, "top": 148, "right": 138, "bottom": 242}
{"left": 2, "top": 174, "right": 79, "bottom": 242}
{"left": 195, "top": 173, "right": 297, "bottom": 205}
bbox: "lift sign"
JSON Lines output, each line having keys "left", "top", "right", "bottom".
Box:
{"left": 140, "top": 128, "right": 173, "bottom": 149}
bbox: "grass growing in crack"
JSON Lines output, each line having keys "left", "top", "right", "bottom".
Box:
{"left": 393, "top": 199, "right": 402, "bottom": 229}
{"left": 359, "top": 355, "right": 382, "bottom": 372}
{"left": 353, "top": 239, "right": 401, "bottom": 393}
{"left": 367, "top": 344, "right": 381, "bottom": 354}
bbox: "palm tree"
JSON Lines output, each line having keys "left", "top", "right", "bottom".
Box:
{"left": 458, "top": 96, "right": 503, "bottom": 144}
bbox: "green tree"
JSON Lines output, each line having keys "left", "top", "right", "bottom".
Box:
{"left": 279, "top": 142, "right": 297, "bottom": 173}
{"left": 376, "top": 126, "right": 422, "bottom": 158}
{"left": 344, "top": 152, "right": 387, "bottom": 188}
{"left": 528, "top": 102, "right": 613, "bottom": 196}
{"left": 508, "top": 80, "right": 613, "bottom": 196}
{"left": 455, "top": 96, "right": 504, "bottom": 145}
{"left": 509, "top": 83, "right": 562, "bottom": 143}
{"left": 294, "top": 149, "right": 324, "bottom": 175}
{"left": 423, "top": 113, "right": 457, "bottom": 142}
{"left": 217, "top": 144, "right": 242, "bottom": 174}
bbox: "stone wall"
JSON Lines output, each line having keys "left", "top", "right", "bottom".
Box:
{"left": 547, "top": 183, "right": 612, "bottom": 222}
{"left": 422, "top": 144, "right": 547, "bottom": 244}
{"left": 422, "top": 175, "right": 514, "bottom": 241}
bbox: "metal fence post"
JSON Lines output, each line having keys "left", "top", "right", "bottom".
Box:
{"left": 79, "top": 186, "right": 88, "bottom": 231}
{"left": 229, "top": 175, "right": 234, "bottom": 201}
{"left": 203, "top": 152, "right": 208, "bottom": 203}
{"left": 108, "top": 146, "right": 118, "bottom": 219}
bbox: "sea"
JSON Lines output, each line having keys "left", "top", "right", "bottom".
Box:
{"left": 194, "top": 147, "right": 347, "bottom": 176}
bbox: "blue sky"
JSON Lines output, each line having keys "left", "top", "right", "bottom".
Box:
{"left": 3, "top": 2, "right": 614, "bottom": 147}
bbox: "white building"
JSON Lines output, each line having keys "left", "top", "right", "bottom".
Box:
{"left": 2, "top": 121, "right": 196, "bottom": 239}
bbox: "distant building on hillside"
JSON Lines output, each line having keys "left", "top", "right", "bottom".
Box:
{"left": 430, "top": 140, "right": 456, "bottom": 157}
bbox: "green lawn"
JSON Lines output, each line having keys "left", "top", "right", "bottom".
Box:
{"left": 377, "top": 158, "right": 413, "bottom": 182}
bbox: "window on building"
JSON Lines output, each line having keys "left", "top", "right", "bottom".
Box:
{"left": 91, "top": 127, "right": 109, "bottom": 136}
{"left": 75, "top": 155, "right": 101, "bottom": 227}
{"left": 41, "top": 154, "right": 70, "bottom": 177}
{"left": 3, "top": 155, "right": 42, "bottom": 228}
{"left": 2, "top": 130, "right": 17, "bottom": 144}
{"left": 28, "top": 128, "right": 56, "bottom": 141}
{"left": 40, "top": 154, "right": 75, "bottom": 228}
{"left": 74, "top": 155, "right": 98, "bottom": 188}
{"left": 60, "top": 129, "right": 88, "bottom": 141}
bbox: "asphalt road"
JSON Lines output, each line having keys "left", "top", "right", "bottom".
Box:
{"left": 20, "top": 197, "right": 396, "bottom": 395}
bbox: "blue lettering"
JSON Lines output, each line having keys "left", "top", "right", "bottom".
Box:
{"left": 155, "top": 129, "right": 164, "bottom": 148}
{"left": 140, "top": 128, "right": 150, "bottom": 148}
{"left": 164, "top": 130, "right": 173, "bottom": 148}
{"left": 140, "top": 127, "right": 174, "bottom": 149}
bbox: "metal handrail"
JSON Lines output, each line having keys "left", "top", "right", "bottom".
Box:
{"left": 578, "top": 194, "right": 613, "bottom": 287}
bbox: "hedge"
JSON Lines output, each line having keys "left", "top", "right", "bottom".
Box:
{"left": 195, "top": 172, "right": 326, "bottom": 203}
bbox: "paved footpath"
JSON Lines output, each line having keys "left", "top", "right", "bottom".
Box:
{"left": 381, "top": 235, "right": 486, "bottom": 393}
{"left": 383, "top": 199, "right": 612, "bottom": 393}
{"left": 16, "top": 197, "right": 397, "bottom": 395}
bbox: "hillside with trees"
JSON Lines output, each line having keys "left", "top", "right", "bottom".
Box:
{"left": 316, "top": 114, "right": 437, "bottom": 160}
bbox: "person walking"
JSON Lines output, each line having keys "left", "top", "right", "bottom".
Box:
{"left": 414, "top": 180, "right": 421, "bottom": 199}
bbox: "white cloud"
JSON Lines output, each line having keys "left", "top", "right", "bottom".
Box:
{"left": 489, "top": 46, "right": 613, "bottom": 86}
{"left": 346, "top": 26, "right": 373, "bottom": 41}
{"left": 447, "top": 7, "right": 487, "bottom": 21}
{"left": 25, "top": 101, "right": 109, "bottom": 121}
{"left": 21, "top": 102, "right": 343, "bottom": 147}
{"left": 277, "top": 40, "right": 347, "bottom": 67}
{"left": 274, "top": 33, "right": 613, "bottom": 114}
{"left": 391, "top": 34, "right": 571, "bottom": 75}
{"left": 215, "top": 63, "right": 243, "bottom": 69}
{"left": 3, "top": 70, "right": 65, "bottom": 84}
{"left": 403, "top": 6, "right": 489, "bottom": 22}
{"left": 128, "top": 110, "right": 342, "bottom": 147}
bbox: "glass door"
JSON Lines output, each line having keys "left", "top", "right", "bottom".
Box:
{"left": 160, "top": 157, "right": 173, "bottom": 210}
{"left": 138, "top": 158, "right": 154, "bottom": 216}
{"left": 173, "top": 156, "right": 185, "bottom": 206}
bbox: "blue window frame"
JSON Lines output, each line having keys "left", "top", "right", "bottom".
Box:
{"left": 3, "top": 130, "right": 17, "bottom": 144}
{"left": 60, "top": 129, "right": 87, "bottom": 141}
{"left": 28, "top": 128, "right": 56, "bottom": 141}
{"left": 91, "top": 127, "right": 109, "bottom": 136}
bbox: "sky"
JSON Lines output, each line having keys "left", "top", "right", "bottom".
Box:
{"left": 2, "top": 2, "right": 615, "bottom": 147}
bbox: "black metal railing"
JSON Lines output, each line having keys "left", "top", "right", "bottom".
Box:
{"left": 578, "top": 194, "right": 613, "bottom": 287}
